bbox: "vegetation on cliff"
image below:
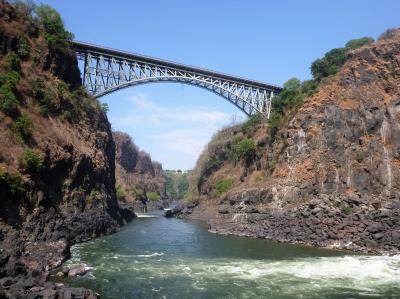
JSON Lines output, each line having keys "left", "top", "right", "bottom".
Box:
{"left": 164, "top": 169, "right": 189, "bottom": 200}
{"left": 113, "top": 131, "right": 166, "bottom": 206}
{"left": 0, "top": 3, "right": 133, "bottom": 297}
{"left": 0, "top": 1, "right": 117, "bottom": 212}
{"left": 184, "top": 28, "right": 400, "bottom": 254}
{"left": 187, "top": 32, "right": 397, "bottom": 204}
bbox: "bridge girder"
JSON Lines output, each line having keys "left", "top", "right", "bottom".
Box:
{"left": 73, "top": 41, "right": 282, "bottom": 117}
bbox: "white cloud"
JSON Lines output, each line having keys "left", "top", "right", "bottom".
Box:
{"left": 151, "top": 126, "right": 219, "bottom": 159}
{"left": 109, "top": 93, "right": 242, "bottom": 169}
{"left": 117, "top": 93, "right": 232, "bottom": 126}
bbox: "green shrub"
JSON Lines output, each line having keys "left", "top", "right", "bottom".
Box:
{"left": 6, "top": 53, "right": 21, "bottom": 73}
{"left": 235, "top": 138, "right": 256, "bottom": 163}
{"left": 13, "top": 114, "right": 33, "bottom": 140}
{"left": 87, "top": 190, "right": 101, "bottom": 204}
{"left": 147, "top": 191, "right": 160, "bottom": 201}
{"left": 267, "top": 77, "right": 305, "bottom": 130}
{"left": 178, "top": 173, "right": 189, "bottom": 199}
{"left": 301, "top": 79, "right": 319, "bottom": 97}
{"left": 345, "top": 37, "right": 374, "bottom": 50}
{"left": 22, "top": 148, "right": 43, "bottom": 174}
{"left": 116, "top": 187, "right": 125, "bottom": 201}
{"left": 241, "top": 113, "right": 261, "bottom": 132}
{"left": 60, "top": 110, "right": 72, "bottom": 122}
{"left": 0, "top": 71, "right": 20, "bottom": 116}
{"left": 0, "top": 171, "right": 22, "bottom": 196}
{"left": 100, "top": 103, "right": 109, "bottom": 113}
{"left": 31, "top": 78, "right": 52, "bottom": 115}
{"left": 17, "top": 42, "right": 31, "bottom": 59}
{"left": 0, "top": 85, "right": 19, "bottom": 116}
{"left": 311, "top": 37, "right": 373, "bottom": 82}
{"left": 341, "top": 206, "right": 353, "bottom": 215}
{"left": 131, "top": 187, "right": 146, "bottom": 201}
{"left": 311, "top": 48, "right": 347, "bottom": 82}
{"left": 267, "top": 111, "right": 282, "bottom": 129}
{"left": 268, "top": 159, "right": 277, "bottom": 172}
{"left": 0, "top": 71, "right": 20, "bottom": 88}
{"left": 35, "top": 5, "right": 74, "bottom": 49}
{"left": 184, "top": 190, "right": 199, "bottom": 203}
{"left": 214, "top": 179, "right": 234, "bottom": 197}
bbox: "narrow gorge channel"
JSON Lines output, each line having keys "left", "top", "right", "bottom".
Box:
{"left": 54, "top": 211, "right": 400, "bottom": 299}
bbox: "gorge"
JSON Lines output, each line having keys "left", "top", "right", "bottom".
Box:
{"left": 0, "top": 1, "right": 400, "bottom": 299}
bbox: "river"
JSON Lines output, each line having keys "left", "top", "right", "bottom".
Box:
{"left": 57, "top": 210, "right": 400, "bottom": 298}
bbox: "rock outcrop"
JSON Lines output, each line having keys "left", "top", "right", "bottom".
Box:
{"left": 186, "top": 29, "right": 400, "bottom": 254}
{"left": 0, "top": 3, "right": 133, "bottom": 298}
{"left": 113, "top": 132, "right": 167, "bottom": 211}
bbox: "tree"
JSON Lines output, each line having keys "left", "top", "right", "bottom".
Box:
{"left": 235, "top": 138, "right": 256, "bottom": 164}
{"left": 345, "top": 37, "right": 374, "bottom": 50}
{"left": 178, "top": 173, "right": 189, "bottom": 199}
{"left": 311, "top": 48, "right": 347, "bottom": 81}
{"left": 35, "top": 5, "right": 73, "bottom": 49}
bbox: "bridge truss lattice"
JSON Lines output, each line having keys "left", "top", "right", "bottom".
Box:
{"left": 73, "top": 41, "right": 282, "bottom": 117}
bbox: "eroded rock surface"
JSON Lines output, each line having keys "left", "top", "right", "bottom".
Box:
{"left": 186, "top": 29, "right": 400, "bottom": 254}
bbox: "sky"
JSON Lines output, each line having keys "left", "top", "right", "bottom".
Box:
{"left": 35, "top": 0, "right": 399, "bottom": 170}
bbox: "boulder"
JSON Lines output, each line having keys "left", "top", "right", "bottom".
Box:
{"left": 67, "top": 265, "right": 88, "bottom": 277}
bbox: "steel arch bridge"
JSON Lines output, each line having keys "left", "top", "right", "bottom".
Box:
{"left": 72, "top": 41, "right": 282, "bottom": 117}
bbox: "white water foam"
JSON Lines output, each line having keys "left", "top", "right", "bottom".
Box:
{"left": 136, "top": 252, "right": 164, "bottom": 258}
{"left": 136, "top": 213, "right": 159, "bottom": 218}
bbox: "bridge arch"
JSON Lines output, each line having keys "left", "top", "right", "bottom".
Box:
{"left": 73, "top": 41, "right": 282, "bottom": 117}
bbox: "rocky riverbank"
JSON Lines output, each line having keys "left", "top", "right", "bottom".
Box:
{"left": 173, "top": 193, "right": 400, "bottom": 254}
{"left": 0, "top": 3, "right": 135, "bottom": 298}
{"left": 181, "top": 28, "right": 400, "bottom": 255}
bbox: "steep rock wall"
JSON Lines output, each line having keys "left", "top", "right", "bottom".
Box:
{"left": 186, "top": 29, "right": 400, "bottom": 254}
{"left": 113, "top": 131, "right": 167, "bottom": 210}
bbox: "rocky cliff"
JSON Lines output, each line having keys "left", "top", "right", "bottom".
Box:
{"left": 113, "top": 131, "right": 167, "bottom": 211}
{"left": 0, "top": 3, "right": 133, "bottom": 298}
{"left": 184, "top": 29, "right": 400, "bottom": 254}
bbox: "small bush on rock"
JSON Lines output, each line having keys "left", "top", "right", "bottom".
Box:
{"left": 0, "top": 171, "right": 23, "bottom": 197}
{"left": 13, "top": 114, "right": 33, "bottom": 140}
{"left": 31, "top": 78, "right": 53, "bottom": 115}
{"left": 22, "top": 148, "right": 43, "bottom": 174}
{"left": 241, "top": 113, "right": 261, "bottom": 132}
{"left": 17, "top": 42, "right": 31, "bottom": 59}
{"left": 234, "top": 138, "right": 257, "bottom": 163}
{"left": 116, "top": 187, "right": 126, "bottom": 201}
{"left": 6, "top": 52, "right": 21, "bottom": 73}
{"left": 147, "top": 192, "right": 160, "bottom": 201}
{"left": 214, "top": 179, "right": 234, "bottom": 197}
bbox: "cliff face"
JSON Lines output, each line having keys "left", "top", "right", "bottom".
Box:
{"left": 186, "top": 29, "right": 400, "bottom": 253}
{"left": 113, "top": 132, "right": 167, "bottom": 210}
{"left": 0, "top": 3, "right": 132, "bottom": 297}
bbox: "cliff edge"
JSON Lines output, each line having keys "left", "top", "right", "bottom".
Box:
{"left": 0, "top": 3, "right": 133, "bottom": 298}
{"left": 186, "top": 29, "right": 400, "bottom": 254}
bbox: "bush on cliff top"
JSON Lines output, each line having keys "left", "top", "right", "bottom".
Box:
{"left": 311, "top": 37, "right": 374, "bottom": 82}
{"left": 35, "top": 4, "right": 74, "bottom": 49}
{"left": 268, "top": 36, "right": 374, "bottom": 130}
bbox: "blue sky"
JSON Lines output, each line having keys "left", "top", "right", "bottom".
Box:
{"left": 36, "top": 0, "right": 399, "bottom": 170}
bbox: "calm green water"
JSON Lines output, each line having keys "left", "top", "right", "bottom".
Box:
{"left": 60, "top": 210, "right": 400, "bottom": 298}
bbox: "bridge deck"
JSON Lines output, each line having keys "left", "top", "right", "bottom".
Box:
{"left": 72, "top": 41, "right": 282, "bottom": 92}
